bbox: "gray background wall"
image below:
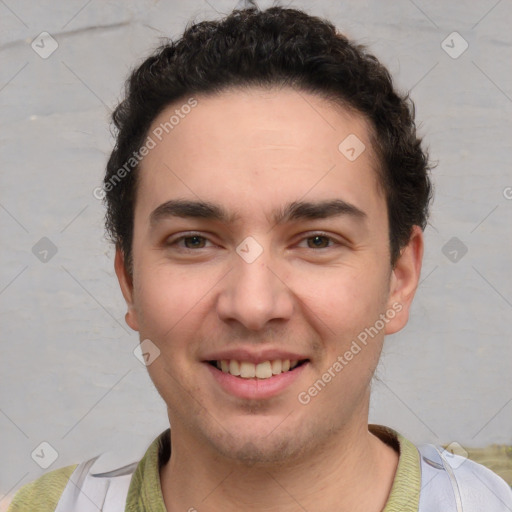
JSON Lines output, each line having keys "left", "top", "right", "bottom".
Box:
{"left": 1, "top": 0, "right": 511, "bottom": 505}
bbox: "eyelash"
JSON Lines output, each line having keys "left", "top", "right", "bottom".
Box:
{"left": 166, "top": 232, "right": 342, "bottom": 250}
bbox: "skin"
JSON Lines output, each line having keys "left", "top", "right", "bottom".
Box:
{"left": 115, "top": 86, "right": 424, "bottom": 511}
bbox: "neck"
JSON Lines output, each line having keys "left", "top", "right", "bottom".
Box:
{"left": 160, "top": 421, "right": 398, "bottom": 512}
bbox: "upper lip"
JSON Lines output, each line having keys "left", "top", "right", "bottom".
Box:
{"left": 202, "top": 348, "right": 309, "bottom": 365}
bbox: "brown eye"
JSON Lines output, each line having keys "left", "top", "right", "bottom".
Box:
{"left": 306, "top": 235, "right": 331, "bottom": 248}
{"left": 182, "top": 235, "right": 207, "bottom": 249}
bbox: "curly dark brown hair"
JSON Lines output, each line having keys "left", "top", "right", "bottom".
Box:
{"left": 103, "top": 6, "right": 433, "bottom": 274}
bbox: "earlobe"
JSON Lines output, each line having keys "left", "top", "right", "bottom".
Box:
{"left": 114, "top": 246, "right": 139, "bottom": 332}
{"left": 385, "top": 226, "right": 424, "bottom": 335}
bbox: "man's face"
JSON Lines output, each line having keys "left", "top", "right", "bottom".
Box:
{"left": 116, "top": 87, "right": 419, "bottom": 464}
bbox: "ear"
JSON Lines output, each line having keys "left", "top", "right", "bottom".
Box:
{"left": 385, "top": 225, "right": 424, "bottom": 335}
{"left": 114, "top": 246, "right": 139, "bottom": 332}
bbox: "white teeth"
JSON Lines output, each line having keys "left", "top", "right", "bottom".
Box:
{"left": 229, "top": 360, "right": 241, "bottom": 376}
{"left": 271, "top": 359, "right": 282, "bottom": 375}
{"left": 215, "top": 358, "right": 303, "bottom": 379}
{"left": 255, "top": 361, "right": 272, "bottom": 379}
{"left": 240, "top": 361, "right": 256, "bottom": 378}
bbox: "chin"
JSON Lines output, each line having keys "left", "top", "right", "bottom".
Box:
{"left": 213, "top": 433, "right": 305, "bottom": 467}
{"left": 199, "top": 414, "right": 314, "bottom": 467}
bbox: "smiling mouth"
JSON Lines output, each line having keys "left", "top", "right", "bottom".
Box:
{"left": 207, "top": 359, "right": 309, "bottom": 379}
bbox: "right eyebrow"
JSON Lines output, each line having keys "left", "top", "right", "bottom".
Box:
{"left": 149, "top": 199, "right": 240, "bottom": 228}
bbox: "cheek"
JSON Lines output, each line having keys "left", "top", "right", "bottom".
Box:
{"left": 132, "top": 258, "right": 211, "bottom": 336}
{"left": 289, "top": 262, "right": 388, "bottom": 331}
{"left": 133, "top": 266, "right": 211, "bottom": 392}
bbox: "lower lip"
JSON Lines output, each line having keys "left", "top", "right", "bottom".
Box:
{"left": 204, "top": 362, "right": 309, "bottom": 400}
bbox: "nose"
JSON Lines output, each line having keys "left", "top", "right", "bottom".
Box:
{"left": 216, "top": 249, "right": 294, "bottom": 331}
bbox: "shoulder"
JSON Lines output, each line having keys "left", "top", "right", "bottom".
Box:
{"left": 418, "top": 443, "right": 512, "bottom": 510}
{"left": 6, "top": 464, "right": 77, "bottom": 512}
{"left": 450, "top": 453, "right": 512, "bottom": 508}
{"left": 5, "top": 431, "right": 169, "bottom": 512}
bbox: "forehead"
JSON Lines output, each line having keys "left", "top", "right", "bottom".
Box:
{"left": 135, "top": 86, "right": 384, "bottom": 222}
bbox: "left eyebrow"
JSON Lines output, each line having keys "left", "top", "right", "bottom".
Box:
{"left": 271, "top": 199, "right": 367, "bottom": 225}
{"left": 149, "top": 198, "right": 367, "bottom": 228}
